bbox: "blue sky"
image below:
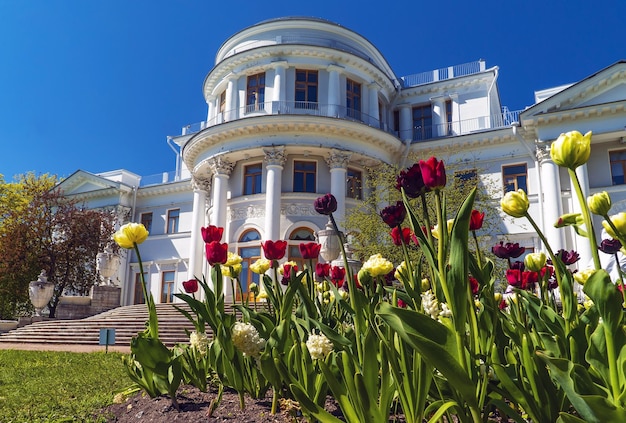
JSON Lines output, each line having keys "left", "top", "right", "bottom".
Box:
{"left": 1, "top": 0, "right": 624, "bottom": 181}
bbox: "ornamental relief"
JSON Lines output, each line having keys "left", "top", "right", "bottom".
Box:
{"left": 229, "top": 205, "right": 265, "bottom": 220}
{"left": 281, "top": 203, "right": 318, "bottom": 216}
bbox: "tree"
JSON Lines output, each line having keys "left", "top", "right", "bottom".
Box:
{"left": 0, "top": 173, "right": 118, "bottom": 319}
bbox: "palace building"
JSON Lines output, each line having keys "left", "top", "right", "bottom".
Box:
{"left": 57, "top": 17, "right": 626, "bottom": 305}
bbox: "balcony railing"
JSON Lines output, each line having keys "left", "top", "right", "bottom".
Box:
{"left": 139, "top": 171, "right": 189, "bottom": 187}
{"left": 181, "top": 101, "right": 386, "bottom": 135}
{"left": 399, "top": 60, "right": 486, "bottom": 88}
{"left": 410, "top": 109, "right": 521, "bottom": 142}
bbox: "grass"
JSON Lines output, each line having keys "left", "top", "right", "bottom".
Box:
{"left": 0, "top": 350, "right": 132, "bottom": 422}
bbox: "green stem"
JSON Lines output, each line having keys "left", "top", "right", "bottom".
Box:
{"left": 604, "top": 322, "right": 621, "bottom": 404}
{"left": 134, "top": 243, "right": 158, "bottom": 338}
{"left": 568, "top": 168, "right": 601, "bottom": 270}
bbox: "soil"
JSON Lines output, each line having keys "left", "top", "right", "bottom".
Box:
{"left": 99, "top": 385, "right": 329, "bottom": 422}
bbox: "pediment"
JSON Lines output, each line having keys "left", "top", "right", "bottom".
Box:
{"left": 521, "top": 61, "right": 626, "bottom": 119}
{"left": 56, "top": 170, "right": 121, "bottom": 196}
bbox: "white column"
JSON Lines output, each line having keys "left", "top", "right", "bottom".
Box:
{"left": 574, "top": 164, "right": 593, "bottom": 266}
{"left": 206, "top": 95, "right": 216, "bottom": 125}
{"left": 326, "top": 149, "right": 351, "bottom": 230}
{"left": 188, "top": 177, "right": 210, "bottom": 281}
{"left": 538, "top": 146, "right": 565, "bottom": 251}
{"left": 399, "top": 104, "right": 413, "bottom": 141}
{"left": 224, "top": 75, "right": 237, "bottom": 122}
{"left": 272, "top": 61, "right": 287, "bottom": 113}
{"left": 263, "top": 147, "right": 286, "bottom": 242}
{"left": 327, "top": 65, "right": 342, "bottom": 117}
{"left": 431, "top": 96, "right": 446, "bottom": 137}
{"left": 209, "top": 157, "right": 233, "bottom": 230}
{"left": 368, "top": 82, "right": 380, "bottom": 127}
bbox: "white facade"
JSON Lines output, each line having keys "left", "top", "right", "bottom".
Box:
{"left": 58, "top": 17, "right": 626, "bottom": 306}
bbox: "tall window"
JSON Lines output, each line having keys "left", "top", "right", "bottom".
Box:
{"left": 347, "top": 168, "right": 362, "bottom": 199}
{"left": 610, "top": 149, "right": 626, "bottom": 185}
{"left": 238, "top": 230, "right": 262, "bottom": 301}
{"left": 219, "top": 91, "right": 226, "bottom": 116}
{"left": 244, "top": 163, "right": 262, "bottom": 195}
{"left": 503, "top": 164, "right": 528, "bottom": 193}
{"left": 293, "top": 161, "right": 316, "bottom": 192}
{"left": 445, "top": 100, "right": 453, "bottom": 135}
{"left": 166, "top": 209, "right": 180, "bottom": 234}
{"left": 161, "top": 271, "right": 175, "bottom": 303}
{"left": 346, "top": 79, "right": 361, "bottom": 120}
{"left": 288, "top": 227, "right": 316, "bottom": 269}
{"left": 246, "top": 73, "right": 265, "bottom": 112}
{"left": 412, "top": 104, "right": 433, "bottom": 141}
{"left": 295, "top": 70, "right": 318, "bottom": 108}
{"left": 140, "top": 212, "right": 153, "bottom": 233}
{"left": 134, "top": 273, "right": 146, "bottom": 305}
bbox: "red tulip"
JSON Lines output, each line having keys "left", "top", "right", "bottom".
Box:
{"left": 201, "top": 225, "right": 223, "bottom": 243}
{"left": 380, "top": 201, "right": 406, "bottom": 228}
{"left": 469, "top": 276, "right": 479, "bottom": 295}
{"left": 316, "top": 262, "right": 330, "bottom": 278}
{"left": 390, "top": 227, "right": 413, "bottom": 246}
{"left": 205, "top": 241, "right": 228, "bottom": 265}
{"left": 330, "top": 266, "right": 345, "bottom": 286}
{"left": 419, "top": 157, "right": 446, "bottom": 189}
{"left": 182, "top": 279, "right": 198, "bottom": 294}
{"left": 469, "top": 210, "right": 485, "bottom": 231}
{"left": 299, "top": 242, "right": 321, "bottom": 259}
{"left": 262, "top": 240, "right": 287, "bottom": 260}
{"left": 314, "top": 193, "right": 338, "bottom": 215}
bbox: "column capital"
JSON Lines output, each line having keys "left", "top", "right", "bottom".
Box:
{"left": 209, "top": 156, "right": 234, "bottom": 176}
{"left": 326, "top": 149, "right": 351, "bottom": 169}
{"left": 327, "top": 64, "right": 345, "bottom": 73}
{"left": 263, "top": 146, "right": 287, "bottom": 167}
{"left": 191, "top": 176, "right": 212, "bottom": 192}
{"left": 536, "top": 145, "right": 552, "bottom": 163}
{"left": 272, "top": 60, "right": 289, "bottom": 69}
{"left": 367, "top": 81, "right": 381, "bottom": 90}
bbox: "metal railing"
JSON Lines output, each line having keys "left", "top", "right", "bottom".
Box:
{"left": 400, "top": 60, "right": 486, "bottom": 88}
{"left": 410, "top": 109, "right": 521, "bottom": 142}
{"left": 139, "top": 171, "right": 189, "bottom": 187}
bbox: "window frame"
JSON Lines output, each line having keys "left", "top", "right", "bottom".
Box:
{"left": 293, "top": 160, "right": 317, "bottom": 193}
{"left": 412, "top": 103, "right": 433, "bottom": 141}
{"left": 166, "top": 208, "right": 180, "bottom": 234}
{"left": 347, "top": 167, "right": 363, "bottom": 199}
{"left": 246, "top": 72, "right": 266, "bottom": 113}
{"left": 346, "top": 78, "right": 361, "bottom": 120}
{"left": 609, "top": 149, "right": 626, "bottom": 185}
{"left": 237, "top": 229, "right": 262, "bottom": 301}
{"left": 502, "top": 163, "right": 528, "bottom": 193}
{"left": 295, "top": 69, "right": 318, "bottom": 108}
{"left": 140, "top": 212, "right": 153, "bottom": 233}
{"left": 243, "top": 163, "right": 263, "bottom": 195}
{"left": 134, "top": 272, "right": 146, "bottom": 305}
{"left": 161, "top": 270, "right": 175, "bottom": 303}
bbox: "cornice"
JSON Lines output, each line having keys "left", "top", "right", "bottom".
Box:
{"left": 203, "top": 44, "right": 397, "bottom": 99}
{"left": 408, "top": 127, "right": 516, "bottom": 155}
{"left": 64, "top": 186, "right": 122, "bottom": 201}
{"left": 183, "top": 115, "right": 403, "bottom": 171}
{"left": 395, "top": 72, "right": 494, "bottom": 100}
{"left": 521, "top": 100, "right": 626, "bottom": 128}
{"left": 136, "top": 180, "right": 193, "bottom": 198}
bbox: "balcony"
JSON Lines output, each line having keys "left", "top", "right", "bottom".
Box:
{"left": 180, "top": 101, "right": 386, "bottom": 136}
{"left": 410, "top": 109, "right": 521, "bottom": 142}
{"left": 399, "top": 60, "right": 487, "bottom": 88}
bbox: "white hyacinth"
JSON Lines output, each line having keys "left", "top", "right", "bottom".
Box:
{"left": 421, "top": 290, "right": 440, "bottom": 320}
{"left": 189, "top": 331, "right": 210, "bottom": 354}
{"left": 231, "top": 322, "right": 266, "bottom": 357}
{"left": 306, "top": 333, "right": 333, "bottom": 360}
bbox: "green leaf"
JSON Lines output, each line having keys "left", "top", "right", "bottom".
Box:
{"left": 290, "top": 384, "right": 345, "bottom": 423}
{"left": 376, "top": 302, "right": 478, "bottom": 409}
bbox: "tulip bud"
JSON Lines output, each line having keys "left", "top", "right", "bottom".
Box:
{"left": 550, "top": 131, "right": 592, "bottom": 170}
{"left": 602, "top": 212, "right": 626, "bottom": 240}
{"left": 501, "top": 189, "right": 529, "bottom": 218}
{"left": 573, "top": 268, "right": 596, "bottom": 285}
{"left": 249, "top": 283, "right": 259, "bottom": 295}
{"left": 524, "top": 252, "right": 546, "bottom": 272}
{"left": 421, "top": 278, "right": 431, "bottom": 291}
{"left": 357, "top": 268, "right": 373, "bottom": 287}
{"left": 587, "top": 191, "right": 611, "bottom": 216}
{"left": 555, "top": 213, "right": 583, "bottom": 228}
{"left": 494, "top": 292, "right": 503, "bottom": 303}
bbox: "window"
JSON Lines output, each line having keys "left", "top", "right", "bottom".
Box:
{"left": 412, "top": 104, "right": 433, "bottom": 141}
{"left": 166, "top": 209, "right": 180, "bottom": 234}
{"left": 238, "top": 229, "right": 262, "bottom": 301}
{"left": 134, "top": 273, "right": 146, "bottom": 305}
{"left": 219, "top": 91, "right": 226, "bottom": 115}
{"left": 288, "top": 227, "right": 316, "bottom": 269}
{"left": 140, "top": 212, "right": 153, "bottom": 233}
{"left": 244, "top": 163, "right": 262, "bottom": 195}
{"left": 503, "top": 164, "right": 528, "bottom": 193}
{"left": 445, "top": 100, "right": 453, "bottom": 135}
{"left": 161, "top": 271, "right": 175, "bottom": 303}
{"left": 293, "top": 161, "right": 316, "bottom": 193}
{"left": 610, "top": 149, "right": 626, "bottom": 185}
{"left": 393, "top": 110, "right": 400, "bottom": 134}
{"left": 347, "top": 168, "right": 362, "bottom": 199}
{"left": 246, "top": 73, "right": 265, "bottom": 112}
{"left": 346, "top": 79, "right": 361, "bottom": 120}
{"left": 295, "top": 70, "right": 318, "bottom": 108}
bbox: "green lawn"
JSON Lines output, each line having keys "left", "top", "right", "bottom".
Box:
{"left": 0, "top": 350, "right": 132, "bottom": 422}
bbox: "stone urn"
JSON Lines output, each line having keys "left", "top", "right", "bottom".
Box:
{"left": 316, "top": 220, "right": 343, "bottom": 262}
{"left": 96, "top": 248, "right": 121, "bottom": 286}
{"left": 28, "top": 270, "right": 55, "bottom": 316}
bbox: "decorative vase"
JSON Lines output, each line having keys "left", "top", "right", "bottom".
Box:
{"left": 317, "top": 220, "right": 342, "bottom": 262}
{"left": 96, "top": 249, "right": 121, "bottom": 285}
{"left": 28, "top": 270, "right": 55, "bottom": 317}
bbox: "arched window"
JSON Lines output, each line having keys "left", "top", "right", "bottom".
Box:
{"left": 288, "top": 227, "right": 317, "bottom": 269}
{"left": 237, "top": 229, "right": 262, "bottom": 301}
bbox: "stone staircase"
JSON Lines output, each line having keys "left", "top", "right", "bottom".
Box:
{"left": 0, "top": 303, "right": 205, "bottom": 348}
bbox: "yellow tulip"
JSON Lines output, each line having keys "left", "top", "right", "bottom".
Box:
{"left": 573, "top": 268, "right": 596, "bottom": 285}
{"left": 431, "top": 219, "right": 454, "bottom": 239}
{"left": 250, "top": 258, "right": 271, "bottom": 274}
{"left": 501, "top": 189, "right": 529, "bottom": 218}
{"left": 524, "top": 252, "right": 546, "bottom": 272}
{"left": 587, "top": 191, "right": 611, "bottom": 216}
{"left": 224, "top": 252, "right": 243, "bottom": 267}
{"left": 113, "top": 222, "right": 149, "bottom": 249}
{"left": 361, "top": 254, "right": 394, "bottom": 277}
{"left": 602, "top": 212, "right": 626, "bottom": 240}
{"left": 550, "top": 131, "right": 592, "bottom": 170}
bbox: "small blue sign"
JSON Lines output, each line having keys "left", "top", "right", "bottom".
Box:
{"left": 99, "top": 328, "right": 116, "bottom": 351}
